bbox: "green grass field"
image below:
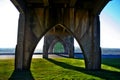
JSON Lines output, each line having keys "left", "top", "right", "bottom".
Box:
{"left": 0, "top": 58, "right": 120, "bottom": 80}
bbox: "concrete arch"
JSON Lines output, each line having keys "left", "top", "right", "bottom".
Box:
{"left": 10, "top": 0, "right": 109, "bottom": 79}
{"left": 51, "top": 24, "right": 84, "bottom": 54}
{"left": 48, "top": 38, "right": 68, "bottom": 53}
{"left": 13, "top": 7, "right": 102, "bottom": 71}
{"left": 42, "top": 23, "right": 77, "bottom": 58}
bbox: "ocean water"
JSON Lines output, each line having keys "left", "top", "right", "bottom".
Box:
{"left": 0, "top": 48, "right": 120, "bottom": 55}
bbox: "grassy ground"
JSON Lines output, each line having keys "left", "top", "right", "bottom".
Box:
{"left": 0, "top": 59, "right": 14, "bottom": 80}
{"left": 0, "top": 58, "right": 120, "bottom": 80}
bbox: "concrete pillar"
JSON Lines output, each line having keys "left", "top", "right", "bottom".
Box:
{"left": 43, "top": 35, "right": 49, "bottom": 58}
{"left": 15, "top": 13, "right": 25, "bottom": 70}
{"left": 43, "top": 45, "right": 48, "bottom": 58}
{"left": 79, "top": 15, "right": 101, "bottom": 70}
{"left": 9, "top": 12, "right": 36, "bottom": 80}
{"left": 90, "top": 15, "right": 101, "bottom": 69}
{"left": 68, "top": 36, "right": 74, "bottom": 58}
{"left": 22, "top": 10, "right": 39, "bottom": 70}
{"left": 64, "top": 36, "right": 74, "bottom": 58}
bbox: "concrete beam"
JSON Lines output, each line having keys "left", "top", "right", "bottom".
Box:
{"left": 11, "top": 0, "right": 26, "bottom": 13}
{"left": 93, "top": 0, "right": 110, "bottom": 15}
{"left": 43, "top": 0, "right": 49, "bottom": 6}
{"left": 70, "top": 8, "right": 74, "bottom": 32}
{"left": 70, "top": 0, "right": 77, "bottom": 7}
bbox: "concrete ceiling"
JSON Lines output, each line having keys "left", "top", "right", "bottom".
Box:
{"left": 25, "top": 0, "right": 93, "bottom": 8}
{"left": 11, "top": 0, "right": 109, "bottom": 14}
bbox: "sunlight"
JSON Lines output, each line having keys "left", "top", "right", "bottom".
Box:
{"left": 102, "top": 64, "right": 120, "bottom": 72}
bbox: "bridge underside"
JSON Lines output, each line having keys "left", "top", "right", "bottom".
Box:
{"left": 10, "top": 0, "right": 109, "bottom": 79}
{"left": 43, "top": 24, "right": 74, "bottom": 58}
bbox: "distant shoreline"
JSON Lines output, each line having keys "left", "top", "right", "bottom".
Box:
{"left": 0, "top": 48, "right": 120, "bottom": 55}
{"left": 0, "top": 53, "right": 120, "bottom": 59}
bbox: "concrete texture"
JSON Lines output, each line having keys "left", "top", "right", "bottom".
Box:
{"left": 10, "top": 0, "right": 109, "bottom": 74}
{"left": 43, "top": 31, "right": 74, "bottom": 58}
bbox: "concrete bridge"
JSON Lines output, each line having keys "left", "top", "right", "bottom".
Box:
{"left": 9, "top": 0, "right": 109, "bottom": 79}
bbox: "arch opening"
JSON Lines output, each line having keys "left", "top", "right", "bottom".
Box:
{"left": 53, "top": 42, "right": 65, "bottom": 53}
{"left": 34, "top": 23, "right": 84, "bottom": 59}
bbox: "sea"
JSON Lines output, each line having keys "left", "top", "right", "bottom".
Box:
{"left": 0, "top": 48, "right": 120, "bottom": 58}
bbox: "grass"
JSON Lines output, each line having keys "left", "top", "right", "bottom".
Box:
{"left": 0, "top": 58, "right": 120, "bottom": 80}
{"left": 0, "top": 59, "right": 14, "bottom": 80}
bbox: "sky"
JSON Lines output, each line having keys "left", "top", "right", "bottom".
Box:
{"left": 100, "top": 0, "right": 120, "bottom": 48}
{"left": 0, "top": 0, "right": 120, "bottom": 49}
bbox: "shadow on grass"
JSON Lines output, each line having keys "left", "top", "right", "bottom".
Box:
{"left": 9, "top": 70, "right": 34, "bottom": 80}
{"left": 102, "top": 58, "right": 120, "bottom": 69}
{"left": 46, "top": 58, "right": 120, "bottom": 80}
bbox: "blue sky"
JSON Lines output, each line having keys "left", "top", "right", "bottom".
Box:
{"left": 100, "top": 0, "right": 120, "bottom": 48}
{"left": 0, "top": 0, "right": 120, "bottom": 48}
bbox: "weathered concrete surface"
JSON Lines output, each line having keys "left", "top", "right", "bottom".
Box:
{"left": 10, "top": 0, "right": 109, "bottom": 73}
{"left": 43, "top": 29, "right": 74, "bottom": 58}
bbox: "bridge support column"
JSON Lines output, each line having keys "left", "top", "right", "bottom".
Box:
{"left": 43, "top": 34, "right": 55, "bottom": 58}
{"left": 70, "top": 36, "right": 74, "bottom": 58}
{"left": 15, "top": 13, "right": 25, "bottom": 70}
{"left": 79, "top": 15, "right": 101, "bottom": 70}
{"left": 10, "top": 11, "right": 36, "bottom": 79}
{"left": 43, "top": 36, "right": 49, "bottom": 58}
{"left": 64, "top": 36, "right": 74, "bottom": 58}
{"left": 13, "top": 9, "right": 39, "bottom": 70}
